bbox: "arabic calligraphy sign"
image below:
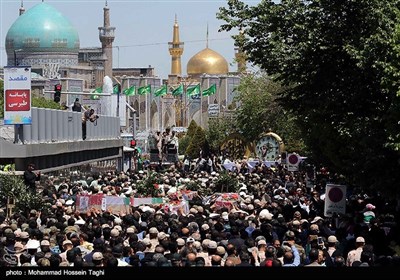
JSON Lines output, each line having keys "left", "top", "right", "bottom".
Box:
{"left": 220, "top": 133, "right": 252, "bottom": 160}
{"left": 4, "top": 66, "right": 32, "bottom": 125}
{"left": 5, "top": 90, "right": 30, "bottom": 111}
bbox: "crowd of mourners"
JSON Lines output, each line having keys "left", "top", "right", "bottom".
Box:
{"left": 0, "top": 156, "right": 399, "bottom": 268}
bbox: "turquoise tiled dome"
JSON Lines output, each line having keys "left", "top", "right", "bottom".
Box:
{"left": 5, "top": 3, "right": 80, "bottom": 53}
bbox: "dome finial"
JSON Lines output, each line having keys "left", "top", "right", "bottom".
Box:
{"left": 19, "top": 0, "right": 25, "bottom": 15}
{"left": 175, "top": 14, "right": 177, "bottom": 24}
{"left": 105, "top": 0, "right": 108, "bottom": 7}
{"left": 206, "top": 22, "right": 209, "bottom": 48}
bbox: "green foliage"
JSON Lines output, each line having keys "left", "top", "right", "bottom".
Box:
{"left": 186, "top": 120, "right": 199, "bottom": 138}
{"left": 186, "top": 126, "right": 208, "bottom": 159}
{"left": 32, "top": 96, "right": 63, "bottom": 110}
{"left": 134, "top": 172, "right": 163, "bottom": 197}
{"left": 184, "top": 180, "right": 213, "bottom": 197}
{"left": 218, "top": 0, "right": 400, "bottom": 196}
{"left": 178, "top": 135, "right": 191, "bottom": 155}
{"left": 0, "top": 173, "right": 50, "bottom": 214}
{"left": 213, "top": 171, "right": 239, "bottom": 193}
{"left": 233, "top": 73, "right": 306, "bottom": 153}
{"left": 206, "top": 117, "right": 236, "bottom": 154}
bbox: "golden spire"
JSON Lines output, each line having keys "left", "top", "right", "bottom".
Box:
{"left": 168, "top": 15, "right": 184, "bottom": 76}
{"left": 235, "top": 29, "right": 247, "bottom": 73}
{"left": 206, "top": 22, "right": 209, "bottom": 48}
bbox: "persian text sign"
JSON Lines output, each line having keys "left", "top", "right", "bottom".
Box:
{"left": 324, "top": 184, "right": 347, "bottom": 217}
{"left": 4, "top": 66, "right": 32, "bottom": 124}
{"left": 208, "top": 104, "right": 220, "bottom": 117}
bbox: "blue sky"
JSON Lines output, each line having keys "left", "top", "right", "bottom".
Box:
{"left": 0, "top": 0, "right": 260, "bottom": 79}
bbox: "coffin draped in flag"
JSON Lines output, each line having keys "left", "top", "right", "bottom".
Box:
{"left": 76, "top": 194, "right": 131, "bottom": 214}
{"left": 131, "top": 197, "right": 164, "bottom": 207}
{"left": 105, "top": 196, "right": 131, "bottom": 214}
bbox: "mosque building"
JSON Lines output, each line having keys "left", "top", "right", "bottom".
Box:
{"left": 3, "top": 1, "right": 245, "bottom": 134}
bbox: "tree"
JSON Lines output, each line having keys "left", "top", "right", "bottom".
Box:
{"left": 206, "top": 116, "right": 236, "bottom": 154}
{"left": 32, "top": 96, "right": 62, "bottom": 110}
{"left": 218, "top": 0, "right": 400, "bottom": 196}
{"left": 186, "top": 126, "right": 208, "bottom": 159}
{"left": 186, "top": 120, "right": 199, "bottom": 138}
{"left": 233, "top": 72, "right": 306, "bottom": 153}
{"left": 0, "top": 173, "right": 50, "bottom": 215}
{"left": 178, "top": 135, "right": 191, "bottom": 155}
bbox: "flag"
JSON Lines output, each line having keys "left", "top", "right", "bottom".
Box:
{"left": 123, "top": 85, "right": 136, "bottom": 96}
{"left": 202, "top": 84, "right": 216, "bottom": 96}
{"left": 113, "top": 84, "right": 120, "bottom": 94}
{"left": 187, "top": 84, "right": 201, "bottom": 96}
{"left": 154, "top": 85, "right": 167, "bottom": 97}
{"left": 92, "top": 86, "right": 102, "bottom": 93}
{"left": 172, "top": 84, "right": 183, "bottom": 96}
{"left": 105, "top": 196, "right": 131, "bottom": 214}
{"left": 138, "top": 84, "right": 151, "bottom": 95}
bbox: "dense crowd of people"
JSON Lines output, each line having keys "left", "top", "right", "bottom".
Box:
{"left": 0, "top": 157, "right": 399, "bottom": 268}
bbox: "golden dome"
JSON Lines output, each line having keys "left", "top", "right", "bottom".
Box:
{"left": 187, "top": 47, "right": 229, "bottom": 75}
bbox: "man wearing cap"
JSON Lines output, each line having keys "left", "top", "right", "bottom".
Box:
{"left": 25, "top": 239, "right": 40, "bottom": 265}
{"left": 256, "top": 239, "right": 268, "bottom": 263}
{"left": 180, "top": 237, "right": 197, "bottom": 256}
{"left": 346, "top": 236, "right": 365, "bottom": 266}
{"left": 123, "top": 227, "right": 137, "bottom": 247}
{"left": 16, "top": 230, "right": 29, "bottom": 244}
{"left": 84, "top": 238, "right": 104, "bottom": 264}
{"left": 92, "top": 252, "right": 104, "bottom": 267}
{"left": 147, "top": 227, "right": 159, "bottom": 252}
{"left": 59, "top": 239, "right": 74, "bottom": 263}
{"left": 13, "top": 242, "right": 26, "bottom": 266}
{"left": 40, "top": 240, "right": 51, "bottom": 254}
{"left": 323, "top": 235, "right": 342, "bottom": 267}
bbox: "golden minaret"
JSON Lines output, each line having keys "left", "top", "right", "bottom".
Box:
{"left": 168, "top": 15, "right": 184, "bottom": 75}
{"left": 235, "top": 29, "right": 247, "bottom": 74}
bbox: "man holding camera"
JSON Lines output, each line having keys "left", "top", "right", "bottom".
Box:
{"left": 82, "top": 108, "right": 98, "bottom": 140}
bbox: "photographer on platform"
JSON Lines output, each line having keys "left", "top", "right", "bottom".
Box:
{"left": 81, "top": 108, "right": 98, "bottom": 140}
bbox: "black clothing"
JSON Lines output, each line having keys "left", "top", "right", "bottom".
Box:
{"left": 72, "top": 101, "right": 82, "bottom": 112}
{"left": 82, "top": 109, "right": 94, "bottom": 140}
{"left": 23, "top": 170, "right": 40, "bottom": 192}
